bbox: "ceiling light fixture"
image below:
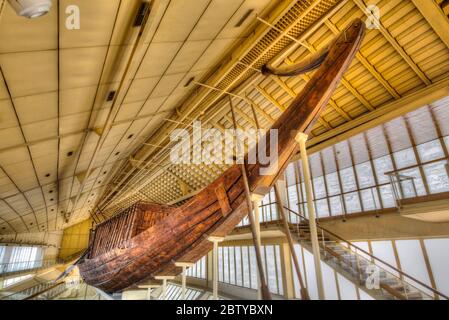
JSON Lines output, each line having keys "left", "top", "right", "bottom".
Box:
{"left": 8, "top": 0, "right": 52, "bottom": 19}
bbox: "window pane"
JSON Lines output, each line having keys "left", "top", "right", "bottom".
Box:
{"left": 423, "top": 161, "right": 449, "bottom": 194}
{"left": 344, "top": 192, "right": 361, "bottom": 213}
{"left": 360, "top": 188, "right": 380, "bottom": 211}
{"left": 374, "top": 156, "right": 394, "bottom": 184}
{"left": 313, "top": 176, "right": 327, "bottom": 199}
{"left": 400, "top": 168, "right": 426, "bottom": 197}
{"left": 393, "top": 148, "right": 417, "bottom": 169}
{"left": 340, "top": 168, "right": 357, "bottom": 192}
{"left": 395, "top": 240, "right": 432, "bottom": 296}
{"left": 325, "top": 173, "right": 340, "bottom": 196}
{"left": 424, "top": 238, "right": 449, "bottom": 297}
{"left": 356, "top": 162, "right": 375, "bottom": 188}
{"left": 329, "top": 196, "right": 343, "bottom": 216}
{"left": 315, "top": 199, "right": 330, "bottom": 218}
{"left": 417, "top": 140, "right": 444, "bottom": 162}
{"left": 379, "top": 185, "right": 395, "bottom": 208}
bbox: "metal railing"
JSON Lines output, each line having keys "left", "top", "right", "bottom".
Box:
{"left": 0, "top": 281, "right": 64, "bottom": 300}
{"left": 386, "top": 172, "right": 418, "bottom": 208}
{"left": 282, "top": 204, "right": 448, "bottom": 300}
{"left": 0, "top": 259, "right": 61, "bottom": 276}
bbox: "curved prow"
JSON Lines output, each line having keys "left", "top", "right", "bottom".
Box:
{"left": 261, "top": 44, "right": 330, "bottom": 76}
{"left": 261, "top": 20, "right": 359, "bottom": 77}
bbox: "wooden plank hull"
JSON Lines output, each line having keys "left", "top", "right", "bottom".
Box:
{"left": 78, "top": 19, "right": 365, "bottom": 293}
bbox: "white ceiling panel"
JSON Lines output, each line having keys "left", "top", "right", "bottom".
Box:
{"left": 0, "top": 3, "right": 57, "bottom": 53}
{"left": 152, "top": 0, "right": 212, "bottom": 43}
{"left": 136, "top": 42, "right": 183, "bottom": 79}
{"left": 166, "top": 40, "right": 211, "bottom": 75}
{"left": 59, "top": 0, "right": 121, "bottom": 48}
{"left": 0, "top": 51, "right": 58, "bottom": 98}
{"left": 14, "top": 92, "right": 58, "bottom": 125}
{"left": 60, "top": 46, "right": 109, "bottom": 90}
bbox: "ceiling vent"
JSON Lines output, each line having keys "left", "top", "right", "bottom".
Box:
{"left": 8, "top": 0, "right": 52, "bottom": 19}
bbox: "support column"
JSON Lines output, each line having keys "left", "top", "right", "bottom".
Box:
{"left": 275, "top": 179, "right": 309, "bottom": 300}
{"left": 138, "top": 283, "right": 162, "bottom": 300}
{"left": 251, "top": 193, "right": 264, "bottom": 299}
{"left": 206, "top": 250, "right": 213, "bottom": 290}
{"left": 207, "top": 236, "right": 224, "bottom": 300}
{"left": 295, "top": 132, "right": 325, "bottom": 300}
{"left": 175, "top": 262, "right": 195, "bottom": 300}
{"left": 280, "top": 242, "right": 295, "bottom": 299}
{"left": 154, "top": 276, "right": 175, "bottom": 300}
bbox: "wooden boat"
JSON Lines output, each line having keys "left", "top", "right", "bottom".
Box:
{"left": 77, "top": 19, "right": 366, "bottom": 294}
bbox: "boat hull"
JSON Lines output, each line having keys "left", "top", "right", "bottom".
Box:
{"left": 78, "top": 19, "right": 366, "bottom": 293}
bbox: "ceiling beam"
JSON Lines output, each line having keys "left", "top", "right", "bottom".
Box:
{"left": 412, "top": 0, "right": 449, "bottom": 50}
{"left": 353, "top": 0, "right": 431, "bottom": 86}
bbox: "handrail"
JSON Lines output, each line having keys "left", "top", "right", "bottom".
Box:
{"left": 0, "top": 259, "right": 62, "bottom": 276}
{"left": 1, "top": 281, "right": 52, "bottom": 300}
{"left": 24, "top": 282, "right": 65, "bottom": 300}
{"left": 282, "top": 204, "right": 449, "bottom": 300}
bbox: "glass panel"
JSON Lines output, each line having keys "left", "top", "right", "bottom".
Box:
{"left": 370, "top": 241, "right": 399, "bottom": 276}
{"left": 393, "top": 148, "right": 417, "bottom": 169}
{"left": 218, "top": 247, "right": 223, "bottom": 282}
{"left": 313, "top": 176, "right": 327, "bottom": 199}
{"left": 340, "top": 168, "right": 357, "bottom": 192}
{"left": 337, "top": 274, "right": 358, "bottom": 300}
{"left": 423, "top": 161, "right": 449, "bottom": 194}
{"left": 400, "top": 168, "right": 426, "bottom": 197}
{"left": 315, "top": 199, "right": 330, "bottom": 218}
{"left": 379, "top": 185, "right": 395, "bottom": 208}
{"left": 325, "top": 172, "right": 340, "bottom": 196}
{"left": 344, "top": 192, "right": 361, "bottom": 213}
{"left": 417, "top": 140, "right": 444, "bottom": 162}
{"left": 424, "top": 238, "right": 449, "bottom": 297}
{"left": 360, "top": 188, "right": 380, "bottom": 211}
{"left": 355, "top": 162, "right": 375, "bottom": 188}
{"left": 249, "top": 247, "right": 258, "bottom": 290}
{"left": 229, "top": 247, "right": 235, "bottom": 285}
{"left": 373, "top": 156, "right": 394, "bottom": 184}
{"left": 275, "top": 246, "right": 283, "bottom": 295}
{"left": 395, "top": 240, "right": 432, "bottom": 296}
{"left": 304, "top": 248, "right": 319, "bottom": 300}
{"left": 266, "top": 246, "right": 278, "bottom": 294}
{"left": 235, "top": 248, "right": 242, "bottom": 286}
{"left": 223, "top": 247, "right": 229, "bottom": 283}
{"left": 242, "top": 247, "right": 250, "bottom": 288}
{"left": 322, "top": 263, "right": 339, "bottom": 300}
{"left": 329, "top": 196, "right": 344, "bottom": 216}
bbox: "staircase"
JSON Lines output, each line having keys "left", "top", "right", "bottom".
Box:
{"left": 284, "top": 206, "right": 446, "bottom": 300}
